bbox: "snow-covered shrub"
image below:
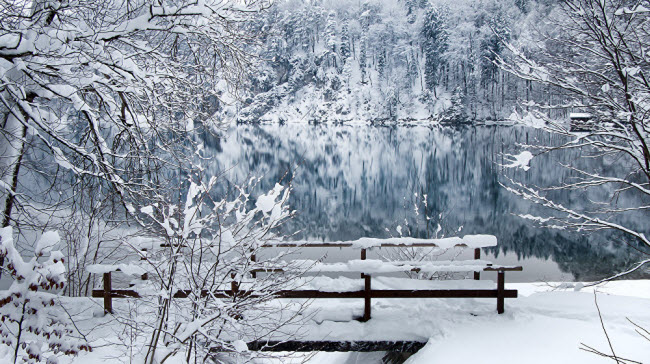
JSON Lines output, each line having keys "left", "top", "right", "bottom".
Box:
{"left": 117, "top": 175, "right": 302, "bottom": 363}
{"left": 0, "top": 228, "right": 90, "bottom": 363}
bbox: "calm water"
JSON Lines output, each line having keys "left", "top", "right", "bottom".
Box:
{"left": 203, "top": 124, "right": 648, "bottom": 282}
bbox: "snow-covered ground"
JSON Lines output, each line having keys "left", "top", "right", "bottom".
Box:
{"left": 19, "top": 279, "right": 648, "bottom": 363}
{"left": 307, "top": 280, "right": 650, "bottom": 364}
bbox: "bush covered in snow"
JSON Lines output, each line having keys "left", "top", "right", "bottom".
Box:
{"left": 0, "top": 228, "right": 90, "bottom": 363}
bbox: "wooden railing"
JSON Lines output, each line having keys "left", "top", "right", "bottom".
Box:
{"left": 91, "top": 238, "right": 522, "bottom": 320}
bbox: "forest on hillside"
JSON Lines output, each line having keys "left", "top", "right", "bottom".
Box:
{"left": 228, "top": 0, "right": 568, "bottom": 123}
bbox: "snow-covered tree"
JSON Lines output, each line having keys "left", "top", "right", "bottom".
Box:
{"left": 340, "top": 21, "right": 351, "bottom": 63}
{"left": 480, "top": 10, "right": 510, "bottom": 88}
{"left": 233, "top": 0, "right": 540, "bottom": 122}
{"left": 497, "top": 0, "right": 650, "bottom": 278}
{"left": 0, "top": 0, "right": 263, "bottom": 274}
{"left": 0, "top": 0, "right": 270, "bottom": 359}
{"left": 421, "top": 6, "right": 449, "bottom": 97}
{"left": 442, "top": 87, "right": 467, "bottom": 122}
{"left": 325, "top": 10, "right": 338, "bottom": 54}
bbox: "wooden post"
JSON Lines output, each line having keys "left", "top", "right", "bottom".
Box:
{"left": 497, "top": 270, "right": 505, "bottom": 314}
{"left": 474, "top": 248, "right": 481, "bottom": 281}
{"left": 230, "top": 273, "right": 242, "bottom": 320}
{"left": 360, "top": 249, "right": 367, "bottom": 278}
{"left": 251, "top": 252, "right": 257, "bottom": 279}
{"left": 362, "top": 274, "right": 371, "bottom": 322}
{"left": 103, "top": 272, "right": 113, "bottom": 314}
{"left": 231, "top": 273, "right": 239, "bottom": 297}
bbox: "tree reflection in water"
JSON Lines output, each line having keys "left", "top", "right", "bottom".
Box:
{"left": 202, "top": 124, "right": 648, "bottom": 282}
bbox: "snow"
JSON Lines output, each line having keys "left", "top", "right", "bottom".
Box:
{"left": 256, "top": 183, "right": 285, "bottom": 214}
{"left": 35, "top": 231, "right": 60, "bottom": 256}
{"left": 503, "top": 151, "right": 534, "bottom": 171}
{"left": 405, "top": 283, "right": 650, "bottom": 364}
{"left": 11, "top": 278, "right": 647, "bottom": 364}
{"left": 290, "top": 276, "right": 495, "bottom": 292}
{"left": 508, "top": 110, "right": 547, "bottom": 128}
{"left": 301, "top": 280, "right": 650, "bottom": 364}
{"left": 615, "top": 5, "right": 649, "bottom": 15}
{"left": 232, "top": 340, "right": 248, "bottom": 352}
{"left": 569, "top": 112, "right": 592, "bottom": 119}
{"left": 266, "top": 235, "right": 498, "bottom": 249}
{"left": 281, "top": 258, "right": 502, "bottom": 274}
{"left": 86, "top": 263, "right": 147, "bottom": 276}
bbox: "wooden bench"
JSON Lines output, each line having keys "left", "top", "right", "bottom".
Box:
{"left": 91, "top": 235, "right": 522, "bottom": 321}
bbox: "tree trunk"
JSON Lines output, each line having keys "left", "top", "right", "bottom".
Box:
{"left": 0, "top": 95, "right": 33, "bottom": 277}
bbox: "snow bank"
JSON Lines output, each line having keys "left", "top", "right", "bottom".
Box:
{"left": 405, "top": 285, "right": 650, "bottom": 364}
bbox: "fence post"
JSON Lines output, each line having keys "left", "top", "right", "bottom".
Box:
{"left": 230, "top": 273, "right": 242, "bottom": 320}
{"left": 362, "top": 274, "right": 371, "bottom": 322}
{"left": 103, "top": 272, "right": 113, "bottom": 314}
{"left": 250, "top": 251, "right": 257, "bottom": 279}
{"left": 497, "top": 270, "right": 505, "bottom": 314}
{"left": 231, "top": 273, "right": 239, "bottom": 297}
{"left": 360, "top": 248, "right": 367, "bottom": 278}
{"left": 474, "top": 248, "right": 481, "bottom": 281}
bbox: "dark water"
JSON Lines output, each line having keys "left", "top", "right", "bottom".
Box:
{"left": 203, "top": 124, "right": 648, "bottom": 282}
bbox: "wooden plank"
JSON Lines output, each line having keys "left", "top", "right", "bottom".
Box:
{"left": 244, "top": 340, "right": 427, "bottom": 352}
{"left": 252, "top": 263, "right": 522, "bottom": 274}
{"left": 368, "top": 289, "right": 517, "bottom": 299}
{"left": 92, "top": 288, "right": 518, "bottom": 300}
{"left": 484, "top": 266, "right": 523, "bottom": 272}
{"left": 261, "top": 242, "right": 464, "bottom": 248}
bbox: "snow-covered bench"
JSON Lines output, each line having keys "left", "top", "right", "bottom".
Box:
{"left": 252, "top": 235, "right": 521, "bottom": 320}
{"left": 91, "top": 235, "right": 521, "bottom": 319}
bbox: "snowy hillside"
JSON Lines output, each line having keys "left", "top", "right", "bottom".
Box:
{"left": 226, "top": 0, "right": 550, "bottom": 123}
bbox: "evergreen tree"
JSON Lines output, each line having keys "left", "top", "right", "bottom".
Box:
{"left": 515, "top": 0, "right": 529, "bottom": 14}
{"left": 340, "top": 22, "right": 351, "bottom": 63}
{"left": 407, "top": 51, "right": 419, "bottom": 87}
{"left": 442, "top": 87, "right": 467, "bottom": 122}
{"left": 360, "top": 34, "right": 368, "bottom": 84}
{"left": 480, "top": 12, "right": 510, "bottom": 87}
{"left": 326, "top": 10, "right": 338, "bottom": 53}
{"left": 406, "top": 0, "right": 417, "bottom": 24}
{"left": 421, "top": 6, "right": 449, "bottom": 96}
{"left": 378, "top": 49, "right": 387, "bottom": 78}
{"left": 360, "top": 5, "right": 371, "bottom": 84}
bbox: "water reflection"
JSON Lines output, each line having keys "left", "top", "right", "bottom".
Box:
{"left": 203, "top": 124, "right": 648, "bottom": 282}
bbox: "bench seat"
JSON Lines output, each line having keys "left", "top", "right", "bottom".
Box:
{"left": 285, "top": 276, "right": 497, "bottom": 292}
{"left": 253, "top": 259, "right": 521, "bottom": 274}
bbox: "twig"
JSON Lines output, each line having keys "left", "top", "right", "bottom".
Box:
{"left": 594, "top": 291, "right": 620, "bottom": 364}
